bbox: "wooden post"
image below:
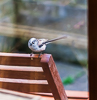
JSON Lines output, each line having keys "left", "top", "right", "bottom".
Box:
{"left": 41, "top": 54, "right": 68, "bottom": 100}
{"left": 89, "top": 0, "right": 97, "bottom": 100}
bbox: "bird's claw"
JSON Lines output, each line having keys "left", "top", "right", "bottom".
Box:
{"left": 30, "top": 53, "right": 33, "bottom": 56}
{"left": 30, "top": 53, "right": 33, "bottom": 60}
{"left": 38, "top": 52, "right": 42, "bottom": 58}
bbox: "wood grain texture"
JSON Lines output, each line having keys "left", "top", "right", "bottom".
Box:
{"left": 0, "top": 82, "right": 51, "bottom": 93}
{"left": 0, "top": 52, "right": 67, "bottom": 100}
{"left": 0, "top": 68, "right": 46, "bottom": 80}
{"left": 0, "top": 65, "right": 43, "bottom": 71}
{"left": 0, "top": 52, "right": 38, "bottom": 57}
{"left": 0, "top": 78, "right": 48, "bottom": 84}
{"left": 0, "top": 89, "right": 89, "bottom": 100}
{"left": 41, "top": 54, "right": 68, "bottom": 100}
{"left": 89, "top": 0, "right": 97, "bottom": 100}
{"left": 66, "top": 90, "right": 89, "bottom": 99}
{"left": 31, "top": 90, "right": 89, "bottom": 99}
{"left": 0, "top": 56, "right": 41, "bottom": 66}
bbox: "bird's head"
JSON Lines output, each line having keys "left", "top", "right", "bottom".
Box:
{"left": 28, "top": 38, "right": 38, "bottom": 48}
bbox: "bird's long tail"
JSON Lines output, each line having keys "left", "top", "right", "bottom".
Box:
{"left": 39, "top": 35, "right": 67, "bottom": 48}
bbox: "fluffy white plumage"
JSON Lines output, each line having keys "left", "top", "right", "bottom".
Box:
{"left": 28, "top": 35, "right": 67, "bottom": 53}
{"left": 28, "top": 38, "right": 47, "bottom": 52}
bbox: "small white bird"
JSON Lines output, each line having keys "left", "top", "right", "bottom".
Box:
{"left": 28, "top": 35, "right": 67, "bottom": 57}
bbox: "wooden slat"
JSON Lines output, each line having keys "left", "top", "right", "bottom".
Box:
{"left": 0, "top": 56, "right": 41, "bottom": 66}
{"left": 0, "top": 53, "right": 49, "bottom": 67}
{"left": 0, "top": 78, "right": 47, "bottom": 84}
{"left": 0, "top": 89, "right": 54, "bottom": 100}
{"left": 0, "top": 65, "right": 43, "bottom": 71}
{"left": 31, "top": 90, "right": 89, "bottom": 99}
{"left": 0, "top": 70, "right": 46, "bottom": 80}
{"left": 66, "top": 90, "right": 89, "bottom": 99}
{"left": 0, "top": 89, "right": 89, "bottom": 100}
{"left": 0, "top": 88, "right": 39, "bottom": 99}
{"left": 0, "top": 52, "right": 36, "bottom": 57}
{"left": 0, "top": 83, "right": 51, "bottom": 93}
{"left": 30, "top": 92, "right": 53, "bottom": 96}
{"left": 0, "top": 65, "right": 46, "bottom": 80}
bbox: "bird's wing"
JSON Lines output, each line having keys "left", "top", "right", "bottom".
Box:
{"left": 38, "top": 39, "right": 48, "bottom": 45}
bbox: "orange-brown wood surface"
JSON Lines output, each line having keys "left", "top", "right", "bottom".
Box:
{"left": 0, "top": 66, "right": 46, "bottom": 80}
{"left": 0, "top": 52, "right": 67, "bottom": 100}
{"left": 0, "top": 52, "right": 89, "bottom": 100}
{"left": 31, "top": 90, "right": 89, "bottom": 100}
{"left": 66, "top": 90, "right": 89, "bottom": 99}
{"left": 0, "top": 56, "right": 41, "bottom": 66}
{"left": 41, "top": 54, "right": 67, "bottom": 100}
{"left": 1, "top": 82, "right": 51, "bottom": 93}
{"left": 0, "top": 89, "right": 89, "bottom": 100}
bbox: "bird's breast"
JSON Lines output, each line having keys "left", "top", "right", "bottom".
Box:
{"left": 29, "top": 44, "right": 46, "bottom": 52}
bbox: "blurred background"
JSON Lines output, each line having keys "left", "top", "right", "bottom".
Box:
{"left": 0, "top": 0, "right": 88, "bottom": 91}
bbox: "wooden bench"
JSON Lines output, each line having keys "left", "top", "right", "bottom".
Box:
{"left": 0, "top": 52, "right": 89, "bottom": 100}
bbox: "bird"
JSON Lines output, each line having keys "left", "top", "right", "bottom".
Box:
{"left": 28, "top": 35, "right": 67, "bottom": 57}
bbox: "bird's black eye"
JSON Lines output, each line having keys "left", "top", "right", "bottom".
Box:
{"left": 32, "top": 42, "right": 34, "bottom": 44}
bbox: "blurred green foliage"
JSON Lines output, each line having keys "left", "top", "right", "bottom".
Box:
{"left": 62, "top": 71, "right": 85, "bottom": 85}
{"left": 62, "top": 76, "right": 74, "bottom": 85}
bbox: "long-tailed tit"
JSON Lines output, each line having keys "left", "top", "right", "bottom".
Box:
{"left": 28, "top": 35, "right": 67, "bottom": 57}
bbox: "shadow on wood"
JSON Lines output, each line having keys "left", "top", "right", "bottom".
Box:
{"left": 0, "top": 52, "right": 67, "bottom": 100}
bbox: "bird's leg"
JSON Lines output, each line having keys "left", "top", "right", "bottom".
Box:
{"left": 38, "top": 52, "right": 42, "bottom": 58}
{"left": 30, "top": 52, "right": 33, "bottom": 56}
{"left": 30, "top": 52, "right": 33, "bottom": 60}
